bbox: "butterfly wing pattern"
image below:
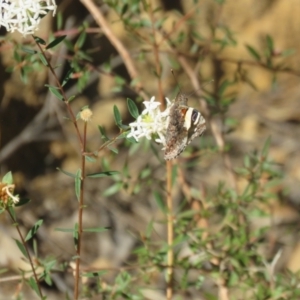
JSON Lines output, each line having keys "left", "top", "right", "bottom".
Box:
{"left": 164, "top": 93, "right": 206, "bottom": 160}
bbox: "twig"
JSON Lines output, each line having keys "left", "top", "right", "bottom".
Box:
{"left": 7, "top": 209, "right": 44, "bottom": 299}
{"left": 74, "top": 121, "right": 87, "bottom": 300}
{"left": 166, "top": 160, "right": 173, "bottom": 300}
{"left": 79, "top": 0, "right": 147, "bottom": 99}
{"left": 148, "top": 1, "right": 164, "bottom": 106}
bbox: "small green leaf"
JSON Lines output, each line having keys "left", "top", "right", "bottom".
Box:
{"left": 68, "top": 95, "right": 76, "bottom": 102}
{"left": 21, "top": 47, "right": 37, "bottom": 54}
{"left": 14, "top": 239, "right": 28, "bottom": 258}
{"left": 127, "top": 98, "right": 139, "bottom": 119}
{"left": 75, "top": 169, "right": 81, "bottom": 201}
{"left": 121, "top": 3, "right": 129, "bottom": 16}
{"left": 38, "top": 53, "right": 48, "bottom": 66}
{"left": 261, "top": 136, "right": 271, "bottom": 158}
{"left": 73, "top": 223, "right": 79, "bottom": 250}
{"left": 154, "top": 191, "right": 166, "bottom": 213}
{"left": 46, "top": 35, "right": 67, "bottom": 49}
{"left": 47, "top": 85, "right": 64, "bottom": 101}
{"left": 102, "top": 182, "right": 122, "bottom": 197}
{"left": 218, "top": 80, "right": 233, "bottom": 96}
{"left": 25, "top": 219, "right": 43, "bottom": 242}
{"left": 57, "top": 168, "right": 76, "bottom": 178}
{"left": 245, "top": 44, "right": 261, "bottom": 61}
{"left": 33, "top": 36, "right": 46, "bottom": 45}
{"left": 54, "top": 228, "right": 74, "bottom": 232}
{"left": 87, "top": 171, "right": 119, "bottom": 178}
{"left": 85, "top": 156, "right": 96, "bottom": 162}
{"left": 62, "top": 68, "right": 74, "bottom": 87}
{"left": 28, "top": 277, "right": 40, "bottom": 297}
{"left": 82, "top": 271, "right": 107, "bottom": 277}
{"left": 98, "top": 125, "right": 109, "bottom": 142}
{"left": 83, "top": 227, "right": 110, "bottom": 233}
{"left": 75, "top": 31, "right": 87, "bottom": 49}
{"left": 2, "top": 172, "right": 13, "bottom": 184}
{"left": 266, "top": 35, "right": 274, "bottom": 53}
{"left": 113, "top": 105, "right": 122, "bottom": 127}
{"left": 15, "top": 198, "right": 31, "bottom": 207}
{"left": 108, "top": 146, "right": 118, "bottom": 154}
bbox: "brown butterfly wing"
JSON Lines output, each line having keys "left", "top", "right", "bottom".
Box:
{"left": 164, "top": 96, "right": 189, "bottom": 160}
{"left": 164, "top": 93, "right": 206, "bottom": 160}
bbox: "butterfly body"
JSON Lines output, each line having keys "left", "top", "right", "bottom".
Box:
{"left": 164, "top": 93, "right": 206, "bottom": 160}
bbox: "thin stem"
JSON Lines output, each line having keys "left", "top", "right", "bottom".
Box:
{"left": 166, "top": 160, "right": 173, "bottom": 300}
{"left": 148, "top": 0, "right": 164, "bottom": 106}
{"left": 74, "top": 121, "right": 87, "bottom": 300}
{"left": 79, "top": 0, "right": 148, "bottom": 99}
{"left": 7, "top": 209, "right": 44, "bottom": 299}
{"left": 33, "top": 37, "right": 84, "bottom": 149}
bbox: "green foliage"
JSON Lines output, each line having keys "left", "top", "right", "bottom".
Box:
{"left": 1, "top": 0, "right": 299, "bottom": 299}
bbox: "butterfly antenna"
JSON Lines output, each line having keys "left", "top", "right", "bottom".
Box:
{"left": 187, "top": 79, "right": 214, "bottom": 97}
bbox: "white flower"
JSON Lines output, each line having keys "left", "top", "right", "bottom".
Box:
{"left": 0, "top": 0, "right": 57, "bottom": 36}
{"left": 127, "top": 96, "right": 172, "bottom": 147}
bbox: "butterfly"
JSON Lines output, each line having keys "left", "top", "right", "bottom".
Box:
{"left": 164, "top": 92, "right": 206, "bottom": 160}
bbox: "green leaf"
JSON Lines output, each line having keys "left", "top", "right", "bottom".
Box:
{"left": 68, "top": 95, "right": 76, "bottom": 102}
{"left": 38, "top": 53, "right": 48, "bottom": 66}
{"left": 85, "top": 156, "right": 96, "bottom": 163}
{"left": 108, "top": 146, "right": 118, "bottom": 154}
{"left": 82, "top": 271, "right": 107, "bottom": 277}
{"left": 28, "top": 276, "right": 40, "bottom": 297}
{"left": 113, "top": 105, "right": 122, "bottom": 127}
{"left": 87, "top": 171, "right": 119, "bottom": 178}
{"left": 57, "top": 168, "right": 76, "bottom": 178}
{"left": 15, "top": 198, "right": 31, "bottom": 207}
{"left": 25, "top": 219, "right": 43, "bottom": 242}
{"left": 102, "top": 182, "right": 122, "bottom": 197}
{"left": 14, "top": 239, "right": 28, "bottom": 258}
{"left": 245, "top": 44, "right": 261, "bottom": 61}
{"left": 75, "top": 31, "right": 87, "bottom": 49}
{"left": 153, "top": 191, "right": 166, "bottom": 213}
{"left": 54, "top": 228, "right": 74, "bottom": 232}
{"left": 33, "top": 36, "right": 46, "bottom": 45}
{"left": 73, "top": 223, "right": 79, "bottom": 250}
{"left": 83, "top": 227, "right": 110, "bottom": 233}
{"left": 218, "top": 80, "right": 233, "bottom": 96}
{"left": 261, "top": 136, "right": 271, "bottom": 158}
{"left": 98, "top": 125, "right": 109, "bottom": 142}
{"left": 2, "top": 172, "right": 13, "bottom": 184}
{"left": 266, "top": 35, "right": 274, "bottom": 53}
{"left": 21, "top": 47, "right": 37, "bottom": 54}
{"left": 47, "top": 85, "right": 64, "bottom": 101}
{"left": 75, "top": 169, "right": 81, "bottom": 201}
{"left": 62, "top": 68, "right": 74, "bottom": 87}
{"left": 46, "top": 35, "right": 67, "bottom": 49}
{"left": 127, "top": 98, "right": 139, "bottom": 119}
{"left": 121, "top": 3, "right": 129, "bottom": 16}
{"left": 115, "top": 76, "right": 126, "bottom": 86}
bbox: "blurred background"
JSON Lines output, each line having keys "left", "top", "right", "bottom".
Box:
{"left": 1, "top": 0, "right": 300, "bottom": 299}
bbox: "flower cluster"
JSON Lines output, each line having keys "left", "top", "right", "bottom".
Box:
{"left": 0, "top": 0, "right": 57, "bottom": 36}
{"left": 127, "top": 97, "right": 172, "bottom": 147}
{"left": 0, "top": 183, "right": 19, "bottom": 205}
